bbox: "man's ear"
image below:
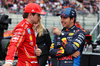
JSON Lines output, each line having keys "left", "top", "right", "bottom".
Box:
{"left": 71, "top": 17, "right": 75, "bottom": 23}
{"left": 28, "top": 13, "right": 32, "bottom": 17}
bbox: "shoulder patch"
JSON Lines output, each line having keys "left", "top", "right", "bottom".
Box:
{"left": 74, "top": 29, "right": 79, "bottom": 34}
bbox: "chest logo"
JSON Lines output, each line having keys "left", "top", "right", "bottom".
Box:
{"left": 30, "top": 42, "right": 33, "bottom": 46}
{"left": 30, "top": 36, "right": 32, "bottom": 41}
{"left": 69, "top": 33, "right": 74, "bottom": 36}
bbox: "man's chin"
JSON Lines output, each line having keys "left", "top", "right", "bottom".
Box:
{"left": 63, "top": 26, "right": 66, "bottom": 28}
{"left": 63, "top": 26, "right": 68, "bottom": 29}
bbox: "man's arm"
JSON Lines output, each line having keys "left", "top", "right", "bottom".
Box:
{"left": 62, "top": 31, "right": 85, "bottom": 55}
{"left": 49, "top": 38, "right": 80, "bottom": 58}
{"left": 49, "top": 35, "right": 66, "bottom": 58}
{"left": 3, "top": 28, "right": 25, "bottom": 66}
{"left": 51, "top": 27, "right": 85, "bottom": 55}
{"left": 71, "top": 51, "right": 80, "bottom": 58}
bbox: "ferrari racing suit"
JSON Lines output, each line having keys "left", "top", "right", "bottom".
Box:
{"left": 5, "top": 19, "right": 39, "bottom": 66}
{"left": 50, "top": 25, "right": 85, "bottom": 66}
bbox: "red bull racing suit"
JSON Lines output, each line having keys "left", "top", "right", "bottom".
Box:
{"left": 5, "top": 19, "right": 39, "bottom": 66}
{"left": 50, "top": 25, "right": 85, "bottom": 66}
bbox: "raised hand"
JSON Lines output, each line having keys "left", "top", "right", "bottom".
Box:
{"left": 51, "top": 27, "right": 61, "bottom": 35}
{"left": 3, "top": 63, "right": 12, "bottom": 66}
{"left": 35, "top": 44, "right": 42, "bottom": 56}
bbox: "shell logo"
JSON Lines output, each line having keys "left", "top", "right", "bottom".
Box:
{"left": 30, "top": 36, "right": 32, "bottom": 41}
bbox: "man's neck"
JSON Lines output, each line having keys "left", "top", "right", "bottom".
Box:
{"left": 25, "top": 18, "right": 33, "bottom": 24}
{"left": 65, "top": 24, "right": 74, "bottom": 29}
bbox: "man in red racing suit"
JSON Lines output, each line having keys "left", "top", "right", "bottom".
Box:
{"left": 3, "top": 3, "right": 47, "bottom": 66}
{"left": 6, "top": 19, "right": 39, "bottom": 66}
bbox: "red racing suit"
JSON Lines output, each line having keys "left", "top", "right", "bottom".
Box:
{"left": 5, "top": 19, "right": 39, "bottom": 66}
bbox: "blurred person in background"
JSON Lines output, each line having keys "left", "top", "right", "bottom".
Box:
{"left": 75, "top": 21, "right": 86, "bottom": 32}
{"left": 75, "top": 21, "right": 82, "bottom": 29}
{"left": 50, "top": 7, "right": 85, "bottom": 66}
{"left": 33, "top": 20, "right": 51, "bottom": 66}
{"left": 3, "top": 3, "right": 47, "bottom": 66}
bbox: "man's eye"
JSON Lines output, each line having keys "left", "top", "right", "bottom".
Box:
{"left": 38, "top": 14, "right": 40, "bottom": 16}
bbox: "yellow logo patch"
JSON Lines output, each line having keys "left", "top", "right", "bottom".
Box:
{"left": 57, "top": 47, "right": 64, "bottom": 54}
{"left": 30, "top": 36, "right": 32, "bottom": 41}
{"left": 69, "top": 33, "right": 74, "bottom": 36}
{"left": 50, "top": 43, "right": 54, "bottom": 49}
{"left": 73, "top": 42, "right": 80, "bottom": 48}
{"left": 61, "top": 38, "right": 67, "bottom": 45}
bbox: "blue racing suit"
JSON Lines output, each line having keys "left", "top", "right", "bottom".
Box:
{"left": 49, "top": 25, "right": 85, "bottom": 66}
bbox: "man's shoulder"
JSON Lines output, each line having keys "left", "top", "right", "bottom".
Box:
{"left": 75, "top": 28, "right": 85, "bottom": 35}
{"left": 76, "top": 27, "right": 85, "bottom": 33}
{"left": 15, "top": 21, "right": 29, "bottom": 30}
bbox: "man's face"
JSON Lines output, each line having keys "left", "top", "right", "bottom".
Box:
{"left": 31, "top": 14, "right": 41, "bottom": 24}
{"left": 60, "top": 16, "right": 72, "bottom": 28}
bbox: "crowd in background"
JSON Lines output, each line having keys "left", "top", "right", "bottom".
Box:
{"left": 1, "top": 0, "right": 100, "bottom": 16}
{"left": 82, "top": 0, "right": 99, "bottom": 15}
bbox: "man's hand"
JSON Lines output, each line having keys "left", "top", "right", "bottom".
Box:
{"left": 51, "top": 27, "right": 61, "bottom": 35}
{"left": 71, "top": 51, "right": 80, "bottom": 58}
{"left": 35, "top": 45, "right": 42, "bottom": 56}
{"left": 3, "top": 63, "right": 12, "bottom": 66}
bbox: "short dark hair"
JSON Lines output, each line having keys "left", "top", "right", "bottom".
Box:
{"left": 70, "top": 16, "right": 76, "bottom": 23}
{"left": 23, "top": 13, "right": 35, "bottom": 18}
{"left": 23, "top": 13, "right": 29, "bottom": 18}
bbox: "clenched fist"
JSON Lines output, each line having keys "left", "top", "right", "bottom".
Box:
{"left": 3, "top": 63, "right": 12, "bottom": 66}
{"left": 71, "top": 51, "right": 80, "bottom": 58}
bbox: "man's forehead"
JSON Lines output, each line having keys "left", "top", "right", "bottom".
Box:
{"left": 60, "top": 16, "right": 69, "bottom": 18}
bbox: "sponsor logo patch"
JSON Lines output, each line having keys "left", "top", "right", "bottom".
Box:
{"left": 30, "top": 42, "right": 33, "bottom": 46}
{"left": 57, "top": 47, "right": 64, "bottom": 54}
{"left": 27, "top": 28, "right": 31, "bottom": 34}
{"left": 50, "top": 43, "right": 54, "bottom": 49}
{"left": 69, "top": 33, "right": 74, "bottom": 36}
{"left": 12, "top": 37, "right": 19, "bottom": 42}
{"left": 61, "top": 38, "right": 67, "bottom": 45}
{"left": 73, "top": 42, "right": 80, "bottom": 48}
{"left": 29, "top": 36, "right": 32, "bottom": 41}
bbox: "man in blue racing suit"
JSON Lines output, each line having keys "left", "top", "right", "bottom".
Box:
{"left": 50, "top": 7, "right": 85, "bottom": 66}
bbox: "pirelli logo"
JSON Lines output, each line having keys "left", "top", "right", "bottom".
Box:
{"left": 69, "top": 33, "right": 74, "bottom": 36}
